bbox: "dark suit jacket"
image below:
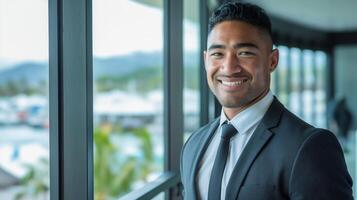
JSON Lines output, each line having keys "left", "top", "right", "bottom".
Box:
{"left": 180, "top": 98, "right": 353, "bottom": 200}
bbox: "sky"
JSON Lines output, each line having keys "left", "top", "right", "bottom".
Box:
{"left": 0, "top": 0, "right": 199, "bottom": 69}
{"left": 0, "top": 0, "right": 48, "bottom": 65}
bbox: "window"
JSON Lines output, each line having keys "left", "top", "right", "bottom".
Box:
{"left": 275, "top": 46, "right": 328, "bottom": 128}
{"left": 2, "top": 0, "right": 339, "bottom": 199}
{"left": 93, "top": 0, "right": 164, "bottom": 199}
{"left": 273, "top": 46, "right": 289, "bottom": 105}
{"left": 0, "top": 0, "right": 49, "bottom": 199}
{"left": 302, "top": 50, "right": 314, "bottom": 125}
{"left": 315, "top": 51, "right": 327, "bottom": 128}
{"left": 289, "top": 47, "right": 302, "bottom": 117}
{"left": 183, "top": 0, "right": 200, "bottom": 141}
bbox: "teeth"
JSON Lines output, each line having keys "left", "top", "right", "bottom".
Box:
{"left": 221, "top": 80, "right": 245, "bottom": 86}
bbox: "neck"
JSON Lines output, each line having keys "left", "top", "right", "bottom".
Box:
{"left": 223, "top": 89, "right": 270, "bottom": 120}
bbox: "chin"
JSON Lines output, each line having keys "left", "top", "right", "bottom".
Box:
{"left": 219, "top": 98, "right": 247, "bottom": 108}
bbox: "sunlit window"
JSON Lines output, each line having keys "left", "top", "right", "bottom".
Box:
{"left": 184, "top": 0, "right": 200, "bottom": 141}
{"left": 289, "top": 47, "right": 301, "bottom": 116}
{"left": 93, "top": 0, "right": 164, "bottom": 199}
{"left": 0, "top": 0, "right": 49, "bottom": 199}
{"left": 275, "top": 46, "right": 327, "bottom": 128}
{"left": 315, "top": 51, "right": 327, "bottom": 128}
{"left": 274, "top": 46, "right": 289, "bottom": 105}
{"left": 302, "top": 50, "right": 314, "bottom": 125}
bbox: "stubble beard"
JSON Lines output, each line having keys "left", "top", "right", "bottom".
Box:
{"left": 214, "top": 85, "right": 269, "bottom": 111}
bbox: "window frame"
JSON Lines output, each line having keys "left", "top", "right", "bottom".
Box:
{"left": 49, "top": 0, "right": 333, "bottom": 198}
{"left": 49, "top": 0, "right": 93, "bottom": 199}
{"left": 49, "top": 0, "right": 210, "bottom": 199}
{"left": 46, "top": 0, "right": 344, "bottom": 198}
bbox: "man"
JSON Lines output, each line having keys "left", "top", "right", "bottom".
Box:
{"left": 180, "top": 2, "right": 353, "bottom": 200}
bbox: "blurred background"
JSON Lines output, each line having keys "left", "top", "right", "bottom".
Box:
{"left": 0, "top": 0, "right": 356, "bottom": 199}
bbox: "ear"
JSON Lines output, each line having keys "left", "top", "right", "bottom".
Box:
{"left": 269, "top": 48, "right": 279, "bottom": 73}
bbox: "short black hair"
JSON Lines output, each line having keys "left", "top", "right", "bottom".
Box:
{"left": 208, "top": 2, "right": 272, "bottom": 40}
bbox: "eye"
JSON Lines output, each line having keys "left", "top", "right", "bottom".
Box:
{"left": 238, "top": 51, "right": 255, "bottom": 56}
{"left": 210, "top": 52, "right": 224, "bottom": 58}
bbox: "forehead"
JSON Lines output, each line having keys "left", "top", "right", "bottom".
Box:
{"left": 207, "top": 20, "right": 270, "bottom": 47}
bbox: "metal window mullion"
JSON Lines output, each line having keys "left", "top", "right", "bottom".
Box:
{"left": 312, "top": 50, "right": 318, "bottom": 125}
{"left": 286, "top": 47, "right": 292, "bottom": 108}
{"left": 199, "top": 0, "right": 210, "bottom": 126}
{"left": 86, "top": 0, "right": 94, "bottom": 198}
{"left": 164, "top": 0, "right": 183, "bottom": 199}
{"left": 326, "top": 49, "right": 335, "bottom": 101}
{"left": 49, "top": 0, "right": 60, "bottom": 199}
{"left": 326, "top": 49, "right": 334, "bottom": 127}
{"left": 299, "top": 49, "right": 304, "bottom": 118}
{"left": 120, "top": 172, "right": 180, "bottom": 200}
{"left": 273, "top": 66, "right": 280, "bottom": 97}
{"left": 49, "top": 0, "right": 93, "bottom": 199}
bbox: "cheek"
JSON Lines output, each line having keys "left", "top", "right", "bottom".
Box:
{"left": 206, "top": 62, "right": 220, "bottom": 79}
{"left": 253, "top": 68, "right": 271, "bottom": 86}
{"left": 206, "top": 69, "right": 216, "bottom": 84}
{"left": 247, "top": 60, "right": 269, "bottom": 79}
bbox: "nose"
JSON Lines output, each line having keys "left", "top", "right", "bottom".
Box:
{"left": 222, "top": 52, "right": 241, "bottom": 74}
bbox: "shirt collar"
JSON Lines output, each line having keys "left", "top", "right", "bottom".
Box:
{"left": 219, "top": 90, "right": 274, "bottom": 134}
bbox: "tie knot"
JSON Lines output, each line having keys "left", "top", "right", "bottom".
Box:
{"left": 221, "top": 123, "right": 237, "bottom": 140}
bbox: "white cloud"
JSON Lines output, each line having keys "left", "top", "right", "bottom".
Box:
{"left": 93, "top": 0, "right": 164, "bottom": 57}
{"left": 0, "top": 0, "right": 48, "bottom": 63}
{"left": 0, "top": 0, "right": 199, "bottom": 64}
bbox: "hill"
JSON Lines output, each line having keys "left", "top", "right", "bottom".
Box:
{"left": 0, "top": 51, "right": 198, "bottom": 87}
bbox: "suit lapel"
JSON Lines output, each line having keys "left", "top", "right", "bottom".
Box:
{"left": 189, "top": 118, "right": 220, "bottom": 199}
{"left": 225, "top": 98, "right": 285, "bottom": 200}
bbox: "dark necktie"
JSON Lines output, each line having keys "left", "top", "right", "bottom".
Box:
{"left": 208, "top": 122, "right": 237, "bottom": 200}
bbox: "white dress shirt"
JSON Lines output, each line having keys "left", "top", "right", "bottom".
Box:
{"left": 197, "top": 91, "right": 274, "bottom": 200}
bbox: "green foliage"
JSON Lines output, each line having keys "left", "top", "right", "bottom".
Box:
{"left": 95, "top": 65, "right": 201, "bottom": 93}
{"left": 14, "top": 125, "right": 156, "bottom": 200}
{"left": 94, "top": 125, "right": 155, "bottom": 200}
{"left": 0, "top": 79, "right": 47, "bottom": 97}
{"left": 95, "top": 66, "right": 162, "bottom": 93}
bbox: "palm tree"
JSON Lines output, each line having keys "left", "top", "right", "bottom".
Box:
{"left": 15, "top": 124, "right": 155, "bottom": 200}
{"left": 94, "top": 125, "right": 155, "bottom": 200}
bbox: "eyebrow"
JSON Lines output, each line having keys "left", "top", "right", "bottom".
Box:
{"left": 207, "top": 44, "right": 225, "bottom": 51}
{"left": 207, "top": 42, "right": 259, "bottom": 51}
{"left": 234, "top": 43, "right": 259, "bottom": 49}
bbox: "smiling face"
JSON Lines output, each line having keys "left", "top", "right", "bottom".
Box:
{"left": 204, "top": 20, "right": 279, "bottom": 119}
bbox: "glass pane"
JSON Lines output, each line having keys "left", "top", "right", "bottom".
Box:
{"left": 184, "top": 0, "right": 200, "bottom": 141}
{"left": 93, "top": 0, "right": 164, "bottom": 199}
{"left": 315, "top": 51, "right": 327, "bottom": 128}
{"left": 0, "top": 0, "right": 49, "bottom": 199}
{"left": 290, "top": 47, "right": 301, "bottom": 117}
{"left": 302, "top": 50, "right": 314, "bottom": 125}
{"left": 276, "top": 46, "right": 289, "bottom": 105}
{"left": 153, "top": 192, "right": 164, "bottom": 200}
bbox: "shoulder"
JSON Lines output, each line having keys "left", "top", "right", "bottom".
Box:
{"left": 288, "top": 128, "right": 353, "bottom": 199}
{"left": 280, "top": 107, "right": 313, "bottom": 130}
{"left": 292, "top": 128, "right": 342, "bottom": 161}
{"left": 182, "top": 118, "right": 219, "bottom": 154}
{"left": 272, "top": 106, "right": 317, "bottom": 143}
{"left": 273, "top": 105, "right": 342, "bottom": 151}
{"left": 262, "top": 97, "right": 314, "bottom": 137}
{"left": 291, "top": 128, "right": 344, "bottom": 167}
{"left": 180, "top": 118, "right": 219, "bottom": 183}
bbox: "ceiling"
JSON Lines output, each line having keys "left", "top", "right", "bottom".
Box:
{"left": 245, "top": 0, "right": 357, "bottom": 32}
{"left": 132, "top": 0, "right": 357, "bottom": 32}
